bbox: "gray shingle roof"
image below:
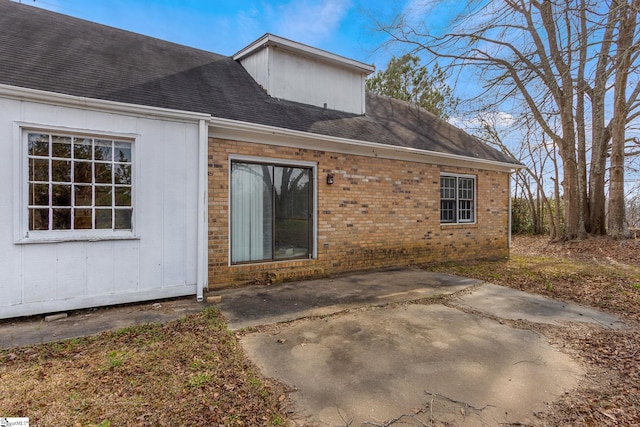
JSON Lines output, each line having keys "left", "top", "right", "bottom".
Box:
{"left": 0, "top": 0, "right": 519, "bottom": 165}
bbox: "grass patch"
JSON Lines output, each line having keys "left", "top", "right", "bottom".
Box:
{"left": 0, "top": 306, "right": 287, "bottom": 426}
{"left": 186, "top": 373, "right": 215, "bottom": 388}
{"left": 105, "top": 350, "right": 126, "bottom": 370}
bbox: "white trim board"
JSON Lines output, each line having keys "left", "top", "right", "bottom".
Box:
{"left": 0, "top": 285, "right": 197, "bottom": 320}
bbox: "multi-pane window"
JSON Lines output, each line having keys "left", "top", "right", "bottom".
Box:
{"left": 27, "top": 132, "right": 133, "bottom": 232}
{"left": 440, "top": 174, "right": 475, "bottom": 224}
{"left": 231, "top": 160, "right": 313, "bottom": 263}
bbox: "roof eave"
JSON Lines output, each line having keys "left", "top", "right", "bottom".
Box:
{"left": 0, "top": 84, "right": 211, "bottom": 122}
{"left": 209, "top": 116, "right": 524, "bottom": 172}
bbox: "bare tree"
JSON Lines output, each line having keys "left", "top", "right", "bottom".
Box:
{"left": 378, "top": 0, "right": 640, "bottom": 240}
{"left": 475, "top": 113, "right": 561, "bottom": 237}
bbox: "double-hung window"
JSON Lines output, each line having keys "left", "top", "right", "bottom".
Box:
{"left": 440, "top": 174, "right": 475, "bottom": 224}
{"left": 230, "top": 159, "right": 315, "bottom": 263}
{"left": 24, "top": 130, "right": 134, "bottom": 238}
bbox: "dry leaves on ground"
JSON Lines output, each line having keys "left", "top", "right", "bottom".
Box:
{"left": 428, "top": 234, "right": 640, "bottom": 426}
{"left": 0, "top": 307, "right": 289, "bottom": 427}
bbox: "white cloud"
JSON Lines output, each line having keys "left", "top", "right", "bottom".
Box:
{"left": 277, "top": 0, "right": 352, "bottom": 45}
{"left": 231, "top": 0, "right": 353, "bottom": 48}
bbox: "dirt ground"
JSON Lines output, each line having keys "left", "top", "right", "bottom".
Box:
{"left": 450, "top": 234, "right": 640, "bottom": 426}
{"left": 512, "top": 234, "right": 640, "bottom": 270}
{"left": 510, "top": 234, "right": 640, "bottom": 322}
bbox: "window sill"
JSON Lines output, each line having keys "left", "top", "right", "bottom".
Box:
{"left": 230, "top": 257, "right": 315, "bottom": 268}
{"left": 15, "top": 232, "right": 139, "bottom": 244}
{"left": 440, "top": 223, "right": 477, "bottom": 229}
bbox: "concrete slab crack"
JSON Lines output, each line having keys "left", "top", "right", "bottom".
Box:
{"left": 423, "top": 389, "right": 496, "bottom": 413}
{"left": 361, "top": 390, "right": 496, "bottom": 427}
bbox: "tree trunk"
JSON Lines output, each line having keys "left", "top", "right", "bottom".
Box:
{"left": 607, "top": 0, "right": 636, "bottom": 238}
{"left": 588, "top": 0, "right": 617, "bottom": 235}
{"left": 589, "top": 135, "right": 609, "bottom": 235}
{"left": 576, "top": 0, "right": 590, "bottom": 233}
{"left": 551, "top": 147, "right": 563, "bottom": 240}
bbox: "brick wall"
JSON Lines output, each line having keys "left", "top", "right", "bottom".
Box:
{"left": 208, "top": 137, "right": 510, "bottom": 288}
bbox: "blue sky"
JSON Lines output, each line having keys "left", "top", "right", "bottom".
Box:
{"left": 21, "top": 0, "right": 414, "bottom": 70}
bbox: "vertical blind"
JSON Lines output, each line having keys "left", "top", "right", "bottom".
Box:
{"left": 231, "top": 163, "right": 273, "bottom": 262}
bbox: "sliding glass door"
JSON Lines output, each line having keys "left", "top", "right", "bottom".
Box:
{"left": 231, "top": 161, "right": 313, "bottom": 263}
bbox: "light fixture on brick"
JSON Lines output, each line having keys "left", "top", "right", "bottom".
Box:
{"left": 326, "top": 173, "right": 334, "bottom": 185}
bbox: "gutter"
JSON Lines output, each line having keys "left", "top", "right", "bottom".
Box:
{"left": 0, "top": 84, "right": 210, "bottom": 122}
{"left": 509, "top": 175, "right": 513, "bottom": 249}
{"left": 196, "top": 119, "right": 208, "bottom": 302}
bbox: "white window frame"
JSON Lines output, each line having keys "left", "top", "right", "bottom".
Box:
{"left": 15, "top": 123, "right": 139, "bottom": 243}
{"left": 440, "top": 173, "right": 476, "bottom": 225}
{"left": 228, "top": 155, "right": 318, "bottom": 266}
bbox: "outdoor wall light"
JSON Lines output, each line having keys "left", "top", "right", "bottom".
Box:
{"left": 326, "top": 173, "right": 335, "bottom": 185}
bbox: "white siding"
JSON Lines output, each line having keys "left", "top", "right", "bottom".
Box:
{"left": 239, "top": 47, "right": 367, "bottom": 115}
{"left": 0, "top": 96, "right": 200, "bottom": 319}
{"left": 239, "top": 48, "right": 270, "bottom": 92}
{"left": 269, "top": 48, "right": 365, "bottom": 114}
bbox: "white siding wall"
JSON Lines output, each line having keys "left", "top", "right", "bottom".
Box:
{"left": 239, "top": 48, "right": 270, "bottom": 92}
{"left": 0, "top": 97, "right": 200, "bottom": 319}
{"left": 269, "top": 48, "right": 365, "bottom": 114}
{"left": 239, "top": 47, "right": 366, "bottom": 115}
